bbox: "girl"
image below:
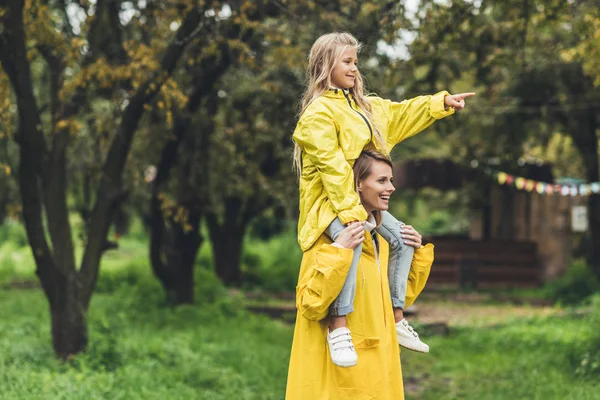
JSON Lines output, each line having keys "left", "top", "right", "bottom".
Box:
{"left": 286, "top": 150, "right": 432, "bottom": 399}
{"left": 292, "top": 32, "right": 474, "bottom": 367}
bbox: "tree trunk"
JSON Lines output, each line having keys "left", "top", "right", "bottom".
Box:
{"left": 165, "top": 215, "right": 202, "bottom": 304}
{"left": 578, "top": 118, "right": 600, "bottom": 277}
{"left": 564, "top": 90, "right": 600, "bottom": 278}
{"left": 206, "top": 199, "right": 247, "bottom": 287}
{"left": 210, "top": 223, "right": 245, "bottom": 286}
{"left": 150, "top": 199, "right": 202, "bottom": 305}
{"left": 588, "top": 195, "right": 600, "bottom": 279}
{"left": 35, "top": 258, "right": 90, "bottom": 357}
{"left": 48, "top": 274, "right": 88, "bottom": 359}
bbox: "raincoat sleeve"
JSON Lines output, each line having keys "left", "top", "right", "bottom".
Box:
{"left": 293, "top": 112, "right": 368, "bottom": 224}
{"left": 297, "top": 243, "right": 354, "bottom": 321}
{"left": 404, "top": 243, "right": 435, "bottom": 308}
{"left": 378, "top": 91, "right": 454, "bottom": 152}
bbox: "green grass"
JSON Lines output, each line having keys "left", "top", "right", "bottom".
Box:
{"left": 403, "top": 305, "right": 600, "bottom": 400}
{"left": 0, "top": 284, "right": 293, "bottom": 399}
{"left": 1, "top": 221, "right": 599, "bottom": 399}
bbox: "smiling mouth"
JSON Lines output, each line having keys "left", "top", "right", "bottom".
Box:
{"left": 380, "top": 195, "right": 390, "bottom": 201}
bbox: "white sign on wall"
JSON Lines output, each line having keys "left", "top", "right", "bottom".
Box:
{"left": 571, "top": 205, "right": 588, "bottom": 232}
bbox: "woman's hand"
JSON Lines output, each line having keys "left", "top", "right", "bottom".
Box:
{"left": 334, "top": 221, "right": 365, "bottom": 249}
{"left": 444, "top": 92, "right": 476, "bottom": 111}
{"left": 400, "top": 224, "right": 423, "bottom": 249}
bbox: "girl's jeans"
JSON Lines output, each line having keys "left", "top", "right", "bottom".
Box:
{"left": 327, "top": 211, "right": 414, "bottom": 316}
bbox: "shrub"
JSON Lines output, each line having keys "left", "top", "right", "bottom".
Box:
{"left": 544, "top": 260, "right": 600, "bottom": 305}
{"left": 0, "top": 221, "right": 28, "bottom": 248}
{"left": 241, "top": 227, "right": 302, "bottom": 293}
{"left": 573, "top": 294, "right": 600, "bottom": 378}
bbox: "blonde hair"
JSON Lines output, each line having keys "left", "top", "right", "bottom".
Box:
{"left": 293, "top": 32, "right": 387, "bottom": 175}
{"left": 353, "top": 149, "right": 393, "bottom": 226}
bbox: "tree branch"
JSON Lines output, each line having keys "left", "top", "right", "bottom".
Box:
{"left": 78, "top": 6, "right": 207, "bottom": 298}
{"left": 0, "top": 0, "right": 68, "bottom": 284}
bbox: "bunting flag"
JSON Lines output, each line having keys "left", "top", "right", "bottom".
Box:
{"left": 486, "top": 169, "right": 600, "bottom": 197}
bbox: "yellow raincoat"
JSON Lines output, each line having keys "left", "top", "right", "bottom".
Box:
{"left": 293, "top": 89, "right": 454, "bottom": 251}
{"left": 285, "top": 231, "right": 434, "bottom": 399}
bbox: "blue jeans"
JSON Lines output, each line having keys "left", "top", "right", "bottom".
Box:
{"left": 327, "top": 211, "right": 415, "bottom": 316}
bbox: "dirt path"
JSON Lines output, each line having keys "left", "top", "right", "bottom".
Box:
{"left": 408, "top": 292, "right": 559, "bottom": 329}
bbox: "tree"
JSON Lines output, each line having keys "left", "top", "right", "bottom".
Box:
{"left": 0, "top": 0, "right": 215, "bottom": 358}
{"left": 145, "top": 1, "right": 284, "bottom": 302}
{"left": 143, "top": 0, "right": 410, "bottom": 289}
{"left": 402, "top": 0, "right": 600, "bottom": 276}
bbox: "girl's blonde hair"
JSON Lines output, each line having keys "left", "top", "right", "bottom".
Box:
{"left": 353, "top": 149, "right": 393, "bottom": 226}
{"left": 293, "top": 32, "right": 387, "bottom": 174}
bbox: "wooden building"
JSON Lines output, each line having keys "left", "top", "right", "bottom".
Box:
{"left": 394, "top": 159, "right": 583, "bottom": 288}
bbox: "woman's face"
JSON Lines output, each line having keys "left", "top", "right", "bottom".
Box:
{"left": 330, "top": 46, "right": 358, "bottom": 89}
{"left": 357, "top": 160, "right": 395, "bottom": 214}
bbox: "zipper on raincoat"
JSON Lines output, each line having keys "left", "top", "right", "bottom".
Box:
{"left": 371, "top": 231, "right": 387, "bottom": 330}
{"left": 342, "top": 90, "right": 373, "bottom": 141}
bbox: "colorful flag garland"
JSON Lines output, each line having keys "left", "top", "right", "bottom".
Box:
{"left": 492, "top": 170, "right": 600, "bottom": 196}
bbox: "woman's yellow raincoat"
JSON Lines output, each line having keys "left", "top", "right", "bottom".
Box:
{"left": 285, "top": 232, "right": 435, "bottom": 399}
{"left": 293, "top": 89, "right": 454, "bottom": 251}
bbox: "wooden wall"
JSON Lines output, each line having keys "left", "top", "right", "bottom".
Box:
{"left": 470, "top": 186, "right": 581, "bottom": 280}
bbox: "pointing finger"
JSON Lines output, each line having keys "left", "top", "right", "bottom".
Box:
{"left": 454, "top": 92, "right": 476, "bottom": 100}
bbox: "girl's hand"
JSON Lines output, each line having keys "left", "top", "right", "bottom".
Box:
{"left": 334, "top": 221, "right": 365, "bottom": 249}
{"left": 444, "top": 92, "right": 476, "bottom": 111}
{"left": 400, "top": 224, "right": 423, "bottom": 249}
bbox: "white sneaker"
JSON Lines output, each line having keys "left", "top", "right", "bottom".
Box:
{"left": 327, "top": 327, "right": 358, "bottom": 367}
{"left": 396, "top": 319, "right": 429, "bottom": 353}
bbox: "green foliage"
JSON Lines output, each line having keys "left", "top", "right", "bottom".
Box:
{"left": 0, "top": 221, "right": 28, "bottom": 248}
{"left": 573, "top": 294, "right": 600, "bottom": 378}
{"left": 404, "top": 311, "right": 600, "bottom": 399}
{"left": 0, "top": 229, "right": 290, "bottom": 399}
{"left": 0, "top": 287, "right": 292, "bottom": 399}
{"left": 241, "top": 226, "right": 302, "bottom": 293}
{"left": 543, "top": 260, "right": 600, "bottom": 305}
{"left": 389, "top": 189, "right": 471, "bottom": 237}
{"left": 0, "top": 224, "right": 36, "bottom": 284}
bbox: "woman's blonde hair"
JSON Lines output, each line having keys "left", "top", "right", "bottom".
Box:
{"left": 353, "top": 149, "right": 393, "bottom": 226}
{"left": 293, "top": 32, "right": 387, "bottom": 174}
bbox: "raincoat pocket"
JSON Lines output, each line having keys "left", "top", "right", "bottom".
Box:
{"left": 300, "top": 244, "right": 354, "bottom": 321}
{"left": 354, "top": 336, "right": 380, "bottom": 349}
{"left": 346, "top": 311, "right": 380, "bottom": 349}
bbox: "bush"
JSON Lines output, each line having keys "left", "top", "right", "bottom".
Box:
{"left": 544, "top": 260, "right": 600, "bottom": 305}
{"left": 573, "top": 294, "right": 600, "bottom": 378}
{"left": 0, "top": 220, "right": 28, "bottom": 248}
{"left": 241, "top": 227, "right": 302, "bottom": 293}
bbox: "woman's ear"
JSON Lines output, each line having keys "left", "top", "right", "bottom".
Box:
{"left": 357, "top": 183, "right": 362, "bottom": 192}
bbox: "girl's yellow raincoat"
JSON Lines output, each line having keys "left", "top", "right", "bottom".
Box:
{"left": 293, "top": 90, "right": 454, "bottom": 251}
{"left": 285, "top": 233, "right": 434, "bottom": 399}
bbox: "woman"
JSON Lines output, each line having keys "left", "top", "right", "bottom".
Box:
{"left": 285, "top": 150, "right": 434, "bottom": 399}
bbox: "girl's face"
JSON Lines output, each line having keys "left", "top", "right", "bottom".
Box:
{"left": 357, "top": 160, "right": 395, "bottom": 215}
{"left": 330, "top": 46, "right": 358, "bottom": 89}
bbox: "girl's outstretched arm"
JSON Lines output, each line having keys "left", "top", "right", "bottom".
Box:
{"left": 375, "top": 91, "right": 475, "bottom": 152}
